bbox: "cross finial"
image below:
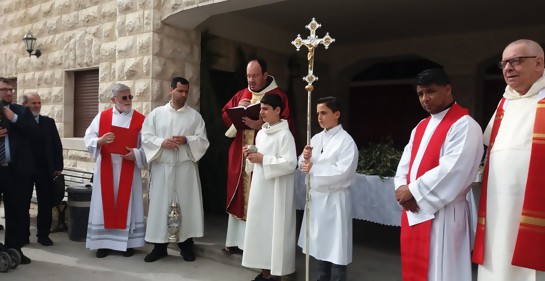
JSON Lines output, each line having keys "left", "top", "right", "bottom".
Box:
{"left": 291, "top": 18, "right": 335, "bottom": 86}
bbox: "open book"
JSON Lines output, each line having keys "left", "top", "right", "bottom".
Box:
{"left": 226, "top": 102, "right": 261, "bottom": 130}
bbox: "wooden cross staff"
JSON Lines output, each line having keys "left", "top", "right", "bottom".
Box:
{"left": 291, "top": 18, "right": 335, "bottom": 281}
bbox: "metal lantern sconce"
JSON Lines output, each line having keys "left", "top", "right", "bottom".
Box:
{"left": 23, "top": 31, "right": 41, "bottom": 58}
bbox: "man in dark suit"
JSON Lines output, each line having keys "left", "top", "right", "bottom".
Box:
{"left": 0, "top": 77, "right": 39, "bottom": 264}
{"left": 24, "top": 92, "right": 63, "bottom": 246}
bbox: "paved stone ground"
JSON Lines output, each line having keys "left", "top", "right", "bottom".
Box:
{"left": 0, "top": 206, "right": 477, "bottom": 280}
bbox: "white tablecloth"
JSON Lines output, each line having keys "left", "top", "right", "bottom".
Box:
{"left": 295, "top": 171, "right": 480, "bottom": 228}
{"left": 294, "top": 171, "right": 403, "bottom": 226}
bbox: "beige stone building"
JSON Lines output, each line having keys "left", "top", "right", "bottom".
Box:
{"left": 1, "top": 0, "right": 544, "bottom": 202}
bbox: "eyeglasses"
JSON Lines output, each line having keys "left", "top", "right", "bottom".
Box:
{"left": 0, "top": 88, "right": 15, "bottom": 93}
{"left": 498, "top": 56, "right": 537, "bottom": 69}
{"left": 246, "top": 74, "right": 262, "bottom": 80}
{"left": 118, "top": 95, "right": 133, "bottom": 100}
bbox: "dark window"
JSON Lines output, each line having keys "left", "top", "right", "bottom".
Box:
{"left": 73, "top": 70, "right": 98, "bottom": 137}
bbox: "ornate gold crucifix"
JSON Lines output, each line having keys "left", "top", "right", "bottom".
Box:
{"left": 291, "top": 18, "right": 335, "bottom": 281}
{"left": 292, "top": 18, "right": 335, "bottom": 92}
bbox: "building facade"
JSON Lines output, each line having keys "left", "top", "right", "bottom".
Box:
{"left": 1, "top": 0, "right": 545, "bottom": 170}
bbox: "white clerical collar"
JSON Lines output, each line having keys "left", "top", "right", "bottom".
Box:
{"left": 431, "top": 104, "right": 455, "bottom": 120}
{"left": 248, "top": 76, "right": 278, "bottom": 95}
{"left": 323, "top": 124, "right": 342, "bottom": 135}
{"left": 168, "top": 101, "right": 188, "bottom": 112}
{"left": 263, "top": 120, "right": 282, "bottom": 129}
{"left": 113, "top": 106, "right": 131, "bottom": 115}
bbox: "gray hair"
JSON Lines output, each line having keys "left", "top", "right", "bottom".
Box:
{"left": 507, "top": 39, "right": 545, "bottom": 56}
{"left": 110, "top": 83, "right": 131, "bottom": 97}
{"left": 22, "top": 92, "right": 40, "bottom": 105}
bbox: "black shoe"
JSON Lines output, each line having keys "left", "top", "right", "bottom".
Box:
{"left": 252, "top": 273, "right": 274, "bottom": 281}
{"left": 122, "top": 248, "right": 134, "bottom": 257}
{"left": 96, "top": 249, "right": 110, "bottom": 258}
{"left": 178, "top": 239, "right": 195, "bottom": 262}
{"left": 222, "top": 246, "right": 243, "bottom": 255}
{"left": 0, "top": 224, "right": 3, "bottom": 230}
{"left": 37, "top": 237, "right": 54, "bottom": 246}
{"left": 144, "top": 244, "right": 168, "bottom": 262}
{"left": 17, "top": 249, "right": 31, "bottom": 265}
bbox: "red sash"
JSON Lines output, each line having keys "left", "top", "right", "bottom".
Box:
{"left": 98, "top": 108, "right": 145, "bottom": 229}
{"left": 472, "top": 98, "right": 505, "bottom": 264}
{"left": 473, "top": 97, "right": 545, "bottom": 271}
{"left": 401, "top": 104, "right": 468, "bottom": 281}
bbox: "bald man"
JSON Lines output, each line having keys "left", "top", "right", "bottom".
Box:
{"left": 25, "top": 93, "right": 64, "bottom": 246}
{"left": 473, "top": 39, "right": 545, "bottom": 281}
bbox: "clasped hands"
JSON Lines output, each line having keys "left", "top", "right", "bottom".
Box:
{"left": 395, "top": 185, "right": 420, "bottom": 213}
{"left": 243, "top": 145, "right": 263, "bottom": 164}
{"left": 300, "top": 145, "right": 313, "bottom": 173}
{"left": 97, "top": 132, "right": 136, "bottom": 161}
{"left": 162, "top": 135, "right": 187, "bottom": 150}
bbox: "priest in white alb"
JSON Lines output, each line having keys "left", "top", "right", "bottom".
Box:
{"left": 298, "top": 96, "right": 358, "bottom": 281}
{"left": 141, "top": 77, "right": 209, "bottom": 263}
{"left": 242, "top": 93, "right": 297, "bottom": 281}
{"left": 84, "top": 83, "right": 146, "bottom": 258}
{"left": 394, "top": 68, "right": 483, "bottom": 281}
{"left": 474, "top": 39, "right": 545, "bottom": 281}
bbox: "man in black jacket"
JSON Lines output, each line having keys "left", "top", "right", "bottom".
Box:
{"left": 24, "top": 92, "right": 64, "bottom": 246}
{"left": 0, "top": 77, "right": 39, "bottom": 264}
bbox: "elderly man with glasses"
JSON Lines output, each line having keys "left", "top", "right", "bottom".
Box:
{"left": 0, "top": 77, "right": 39, "bottom": 264}
{"left": 473, "top": 39, "right": 545, "bottom": 281}
{"left": 84, "top": 83, "right": 147, "bottom": 258}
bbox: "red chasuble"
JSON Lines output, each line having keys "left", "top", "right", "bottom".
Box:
{"left": 473, "top": 97, "right": 545, "bottom": 271}
{"left": 401, "top": 104, "right": 468, "bottom": 281}
{"left": 98, "top": 108, "right": 145, "bottom": 229}
{"left": 222, "top": 88, "right": 293, "bottom": 219}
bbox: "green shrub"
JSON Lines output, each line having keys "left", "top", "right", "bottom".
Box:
{"left": 357, "top": 137, "right": 402, "bottom": 178}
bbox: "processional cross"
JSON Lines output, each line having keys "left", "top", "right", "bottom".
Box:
{"left": 291, "top": 18, "right": 335, "bottom": 281}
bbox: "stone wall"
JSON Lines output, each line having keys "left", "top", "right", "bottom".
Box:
{"left": 0, "top": 0, "right": 202, "bottom": 170}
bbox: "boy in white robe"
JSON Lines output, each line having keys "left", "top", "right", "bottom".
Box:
{"left": 141, "top": 77, "right": 210, "bottom": 262}
{"left": 242, "top": 93, "right": 297, "bottom": 281}
{"left": 298, "top": 96, "right": 359, "bottom": 281}
{"left": 84, "top": 83, "right": 146, "bottom": 258}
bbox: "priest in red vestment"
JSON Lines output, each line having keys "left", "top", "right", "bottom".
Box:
{"left": 221, "top": 59, "right": 294, "bottom": 254}
{"left": 474, "top": 39, "right": 545, "bottom": 281}
{"left": 84, "top": 83, "right": 146, "bottom": 258}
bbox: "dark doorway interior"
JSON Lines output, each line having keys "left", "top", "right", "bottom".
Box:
{"left": 348, "top": 84, "right": 427, "bottom": 149}
{"left": 347, "top": 58, "right": 441, "bottom": 149}
{"left": 199, "top": 68, "right": 241, "bottom": 214}
{"left": 482, "top": 65, "right": 505, "bottom": 128}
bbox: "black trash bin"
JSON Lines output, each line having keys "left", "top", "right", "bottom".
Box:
{"left": 66, "top": 185, "right": 92, "bottom": 242}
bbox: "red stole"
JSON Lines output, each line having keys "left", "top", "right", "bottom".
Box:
{"left": 473, "top": 97, "right": 545, "bottom": 271}
{"left": 98, "top": 108, "right": 145, "bottom": 229}
{"left": 401, "top": 104, "right": 468, "bottom": 281}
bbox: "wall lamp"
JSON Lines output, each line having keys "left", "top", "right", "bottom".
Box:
{"left": 22, "top": 31, "right": 41, "bottom": 58}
